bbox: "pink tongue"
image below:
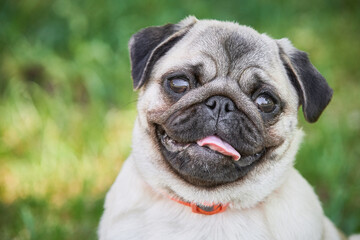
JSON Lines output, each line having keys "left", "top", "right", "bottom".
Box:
{"left": 196, "top": 136, "right": 241, "bottom": 161}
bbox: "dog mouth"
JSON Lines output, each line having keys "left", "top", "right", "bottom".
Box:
{"left": 156, "top": 125, "right": 265, "bottom": 166}
{"left": 156, "top": 125, "right": 266, "bottom": 187}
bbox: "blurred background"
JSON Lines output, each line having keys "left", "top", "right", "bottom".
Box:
{"left": 0, "top": 0, "right": 359, "bottom": 239}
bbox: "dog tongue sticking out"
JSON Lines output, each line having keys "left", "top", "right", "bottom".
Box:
{"left": 197, "top": 136, "right": 241, "bottom": 161}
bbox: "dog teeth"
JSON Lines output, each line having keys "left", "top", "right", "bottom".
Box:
{"left": 161, "top": 132, "right": 190, "bottom": 152}
{"left": 163, "top": 133, "right": 170, "bottom": 141}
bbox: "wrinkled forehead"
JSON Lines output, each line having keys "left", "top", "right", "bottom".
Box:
{"left": 153, "top": 20, "right": 283, "bottom": 84}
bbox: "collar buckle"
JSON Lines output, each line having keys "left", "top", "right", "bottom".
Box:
{"left": 169, "top": 196, "right": 229, "bottom": 215}
{"left": 190, "top": 202, "right": 228, "bottom": 215}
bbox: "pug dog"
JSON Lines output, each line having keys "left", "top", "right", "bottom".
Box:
{"left": 98, "top": 16, "right": 351, "bottom": 240}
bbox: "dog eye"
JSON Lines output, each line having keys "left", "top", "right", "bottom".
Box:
{"left": 255, "top": 94, "right": 276, "bottom": 113}
{"left": 169, "top": 78, "right": 190, "bottom": 94}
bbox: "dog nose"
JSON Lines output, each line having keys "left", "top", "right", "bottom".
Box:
{"left": 205, "top": 96, "right": 236, "bottom": 115}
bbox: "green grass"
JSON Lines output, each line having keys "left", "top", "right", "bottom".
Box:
{"left": 0, "top": 0, "right": 359, "bottom": 239}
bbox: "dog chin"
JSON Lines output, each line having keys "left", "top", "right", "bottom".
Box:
{"left": 155, "top": 124, "right": 267, "bottom": 188}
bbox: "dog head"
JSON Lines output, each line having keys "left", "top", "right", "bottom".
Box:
{"left": 129, "top": 17, "right": 332, "bottom": 208}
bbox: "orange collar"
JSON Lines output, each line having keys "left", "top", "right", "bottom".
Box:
{"left": 169, "top": 197, "right": 229, "bottom": 215}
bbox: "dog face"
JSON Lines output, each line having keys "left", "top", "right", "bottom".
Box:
{"left": 129, "top": 17, "right": 332, "bottom": 206}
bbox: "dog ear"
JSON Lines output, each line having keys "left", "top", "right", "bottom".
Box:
{"left": 129, "top": 16, "right": 197, "bottom": 90}
{"left": 277, "top": 38, "right": 333, "bottom": 123}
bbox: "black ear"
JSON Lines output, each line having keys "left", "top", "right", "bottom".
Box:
{"left": 277, "top": 39, "right": 333, "bottom": 123}
{"left": 129, "top": 17, "right": 197, "bottom": 90}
